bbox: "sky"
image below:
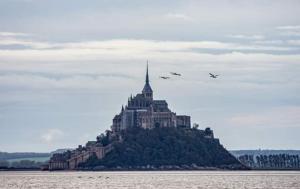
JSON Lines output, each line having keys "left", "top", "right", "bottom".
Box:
{"left": 0, "top": 0, "right": 300, "bottom": 152}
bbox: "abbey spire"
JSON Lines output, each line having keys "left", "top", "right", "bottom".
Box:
{"left": 142, "top": 61, "right": 153, "bottom": 100}
{"left": 146, "top": 61, "right": 149, "bottom": 84}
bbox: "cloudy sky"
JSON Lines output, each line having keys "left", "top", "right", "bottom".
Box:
{"left": 0, "top": 0, "right": 300, "bottom": 152}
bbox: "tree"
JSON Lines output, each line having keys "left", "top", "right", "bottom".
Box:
{"left": 0, "top": 160, "right": 9, "bottom": 168}
{"left": 192, "top": 123, "right": 199, "bottom": 129}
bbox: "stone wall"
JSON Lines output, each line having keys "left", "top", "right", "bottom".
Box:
{"left": 49, "top": 143, "right": 114, "bottom": 170}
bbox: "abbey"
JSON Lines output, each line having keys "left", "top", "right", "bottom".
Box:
{"left": 111, "top": 64, "right": 191, "bottom": 133}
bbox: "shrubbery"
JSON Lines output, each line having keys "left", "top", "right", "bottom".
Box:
{"left": 83, "top": 127, "right": 240, "bottom": 168}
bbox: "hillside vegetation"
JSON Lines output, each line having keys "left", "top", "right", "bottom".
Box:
{"left": 82, "top": 127, "right": 245, "bottom": 170}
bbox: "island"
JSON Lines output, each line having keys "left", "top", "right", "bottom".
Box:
{"left": 49, "top": 64, "right": 246, "bottom": 170}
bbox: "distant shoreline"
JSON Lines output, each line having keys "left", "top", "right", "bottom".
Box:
{"left": 1, "top": 168, "right": 300, "bottom": 172}
{"left": 0, "top": 168, "right": 40, "bottom": 171}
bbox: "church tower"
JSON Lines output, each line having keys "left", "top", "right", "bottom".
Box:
{"left": 142, "top": 62, "right": 153, "bottom": 100}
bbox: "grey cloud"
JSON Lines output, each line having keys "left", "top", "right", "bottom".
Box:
{"left": 228, "top": 34, "right": 265, "bottom": 40}
{"left": 288, "top": 40, "right": 300, "bottom": 45}
{"left": 276, "top": 25, "right": 300, "bottom": 30}
{"left": 0, "top": 32, "right": 30, "bottom": 37}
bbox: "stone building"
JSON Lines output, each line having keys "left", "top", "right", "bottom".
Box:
{"left": 67, "top": 143, "right": 113, "bottom": 170}
{"left": 49, "top": 152, "right": 70, "bottom": 170}
{"left": 111, "top": 64, "right": 191, "bottom": 133}
{"left": 49, "top": 141, "right": 114, "bottom": 170}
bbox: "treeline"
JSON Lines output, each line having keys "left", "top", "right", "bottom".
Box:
{"left": 231, "top": 150, "right": 300, "bottom": 157}
{"left": 238, "top": 154, "right": 300, "bottom": 169}
{"left": 82, "top": 127, "right": 245, "bottom": 169}
{"left": 0, "top": 160, "right": 46, "bottom": 169}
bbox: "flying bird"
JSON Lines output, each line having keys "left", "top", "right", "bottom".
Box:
{"left": 160, "top": 76, "right": 170, "bottom": 79}
{"left": 170, "top": 72, "right": 181, "bottom": 76}
{"left": 209, "top": 73, "right": 219, "bottom": 78}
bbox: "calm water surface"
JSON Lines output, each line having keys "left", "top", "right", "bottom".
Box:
{"left": 0, "top": 171, "right": 300, "bottom": 189}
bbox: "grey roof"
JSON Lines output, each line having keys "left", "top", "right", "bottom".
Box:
{"left": 142, "top": 83, "right": 153, "bottom": 93}
{"left": 153, "top": 100, "right": 170, "bottom": 112}
{"left": 153, "top": 100, "right": 167, "bottom": 104}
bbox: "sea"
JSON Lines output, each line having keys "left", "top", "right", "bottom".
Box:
{"left": 0, "top": 171, "right": 299, "bottom": 189}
